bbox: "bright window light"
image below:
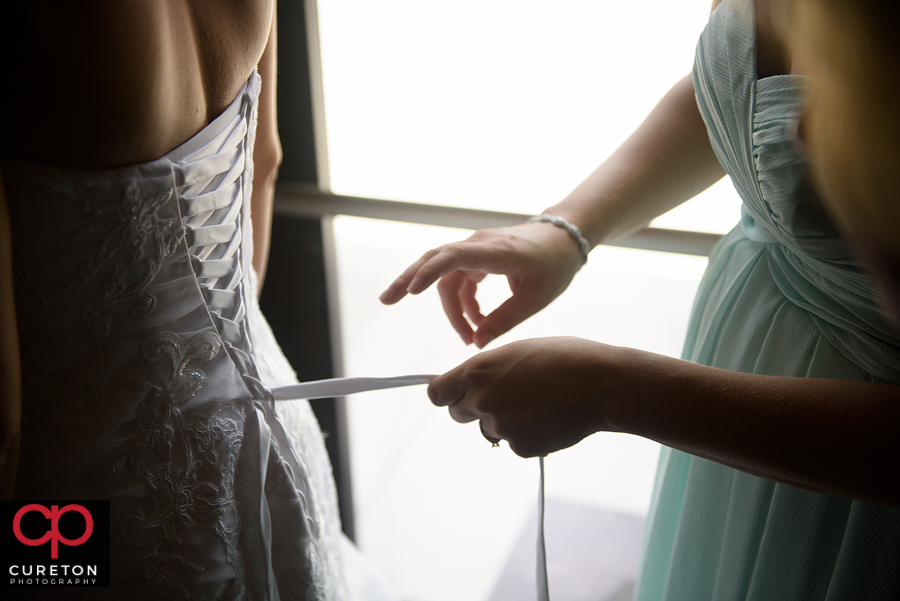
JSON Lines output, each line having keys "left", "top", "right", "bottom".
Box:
{"left": 317, "top": 2, "right": 734, "bottom": 599}
{"left": 333, "top": 217, "right": 707, "bottom": 601}
{"left": 318, "top": 0, "right": 741, "bottom": 233}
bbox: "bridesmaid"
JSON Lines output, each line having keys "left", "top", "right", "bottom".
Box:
{"left": 383, "top": 0, "right": 900, "bottom": 597}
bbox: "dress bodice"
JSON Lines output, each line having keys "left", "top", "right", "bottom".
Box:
{"left": 692, "top": 0, "right": 900, "bottom": 382}
{"left": 4, "top": 72, "right": 350, "bottom": 600}
{"left": 637, "top": 4, "right": 900, "bottom": 598}
{"left": 694, "top": 0, "right": 845, "bottom": 258}
{"left": 6, "top": 72, "right": 268, "bottom": 407}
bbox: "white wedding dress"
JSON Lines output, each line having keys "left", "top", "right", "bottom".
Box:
{"left": 6, "top": 72, "right": 395, "bottom": 601}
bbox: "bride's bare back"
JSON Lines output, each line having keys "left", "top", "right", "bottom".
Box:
{"left": 0, "top": 0, "right": 274, "bottom": 168}
{"left": 0, "top": 2, "right": 281, "bottom": 501}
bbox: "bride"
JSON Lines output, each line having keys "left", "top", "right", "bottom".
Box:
{"left": 0, "top": 2, "right": 393, "bottom": 599}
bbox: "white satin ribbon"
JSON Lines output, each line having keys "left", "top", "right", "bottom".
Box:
{"left": 271, "top": 374, "right": 437, "bottom": 400}
{"left": 273, "top": 373, "right": 552, "bottom": 600}
{"left": 537, "top": 456, "right": 550, "bottom": 601}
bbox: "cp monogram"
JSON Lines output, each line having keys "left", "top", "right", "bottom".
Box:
{"left": 13, "top": 504, "right": 94, "bottom": 559}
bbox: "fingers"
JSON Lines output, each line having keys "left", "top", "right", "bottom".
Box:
{"left": 429, "top": 357, "right": 520, "bottom": 451}
{"left": 427, "top": 367, "right": 466, "bottom": 409}
{"left": 448, "top": 403, "right": 479, "bottom": 424}
{"left": 479, "top": 420, "right": 502, "bottom": 445}
{"left": 380, "top": 242, "right": 481, "bottom": 304}
{"left": 436, "top": 272, "right": 488, "bottom": 345}
{"left": 381, "top": 228, "right": 559, "bottom": 349}
{"left": 473, "top": 289, "right": 545, "bottom": 349}
{"left": 437, "top": 271, "right": 476, "bottom": 345}
{"left": 379, "top": 249, "right": 437, "bottom": 305}
{"left": 429, "top": 374, "right": 480, "bottom": 425}
{"left": 460, "top": 277, "right": 485, "bottom": 327}
{"left": 404, "top": 241, "right": 506, "bottom": 297}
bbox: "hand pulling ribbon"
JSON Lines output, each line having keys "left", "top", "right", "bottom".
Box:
{"left": 273, "top": 374, "right": 551, "bottom": 600}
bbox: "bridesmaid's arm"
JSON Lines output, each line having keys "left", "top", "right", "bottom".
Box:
{"left": 428, "top": 337, "right": 900, "bottom": 507}
{"left": 0, "top": 169, "right": 21, "bottom": 499}
{"left": 533, "top": 0, "right": 726, "bottom": 245}
{"left": 382, "top": 73, "right": 727, "bottom": 348}
{"left": 611, "top": 348, "right": 900, "bottom": 506}
{"left": 251, "top": 5, "right": 283, "bottom": 294}
{"left": 539, "top": 72, "right": 725, "bottom": 251}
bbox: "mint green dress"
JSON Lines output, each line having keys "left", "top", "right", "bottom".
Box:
{"left": 634, "top": 1, "right": 900, "bottom": 599}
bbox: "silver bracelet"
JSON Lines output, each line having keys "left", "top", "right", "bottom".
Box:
{"left": 527, "top": 213, "right": 591, "bottom": 264}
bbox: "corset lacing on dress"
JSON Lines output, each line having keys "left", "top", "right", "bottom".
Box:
{"left": 3, "top": 67, "right": 357, "bottom": 599}
{"left": 172, "top": 73, "right": 273, "bottom": 402}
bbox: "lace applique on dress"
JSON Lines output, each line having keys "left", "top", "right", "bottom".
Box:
{"left": 15, "top": 176, "right": 184, "bottom": 371}
{"left": 7, "top": 70, "right": 359, "bottom": 600}
{"left": 95, "top": 331, "right": 251, "bottom": 601}
{"left": 9, "top": 169, "right": 186, "bottom": 466}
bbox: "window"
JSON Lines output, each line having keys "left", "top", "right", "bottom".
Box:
{"left": 278, "top": 2, "right": 740, "bottom": 599}
{"left": 317, "top": 0, "right": 738, "bottom": 233}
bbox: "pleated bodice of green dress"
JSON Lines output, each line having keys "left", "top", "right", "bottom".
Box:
{"left": 634, "top": 0, "right": 900, "bottom": 599}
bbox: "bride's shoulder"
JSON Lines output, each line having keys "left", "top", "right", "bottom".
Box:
{"left": 0, "top": 0, "right": 273, "bottom": 169}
